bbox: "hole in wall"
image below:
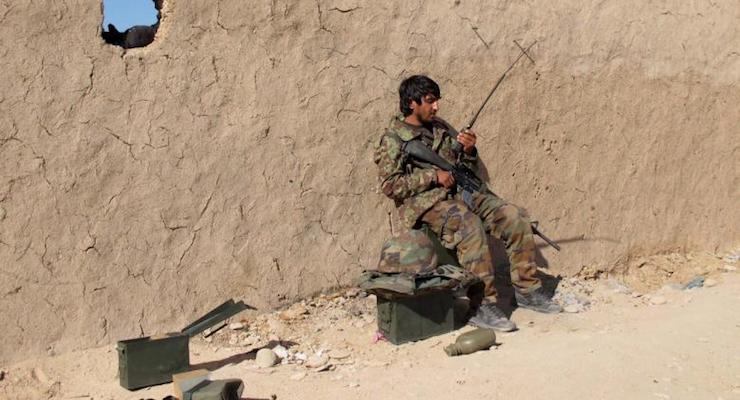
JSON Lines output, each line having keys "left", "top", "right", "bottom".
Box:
{"left": 101, "top": 0, "right": 163, "bottom": 49}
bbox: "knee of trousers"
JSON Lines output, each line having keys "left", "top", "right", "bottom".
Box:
{"left": 496, "top": 204, "right": 532, "bottom": 238}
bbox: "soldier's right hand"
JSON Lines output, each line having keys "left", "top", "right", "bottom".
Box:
{"left": 436, "top": 170, "right": 456, "bottom": 189}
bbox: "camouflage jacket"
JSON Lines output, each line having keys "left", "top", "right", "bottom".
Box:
{"left": 373, "top": 115, "right": 478, "bottom": 229}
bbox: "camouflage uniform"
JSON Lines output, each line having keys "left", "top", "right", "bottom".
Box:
{"left": 373, "top": 115, "right": 541, "bottom": 302}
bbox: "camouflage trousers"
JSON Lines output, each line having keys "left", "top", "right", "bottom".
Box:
{"left": 419, "top": 192, "right": 541, "bottom": 303}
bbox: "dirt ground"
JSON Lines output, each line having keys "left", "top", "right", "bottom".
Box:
{"left": 1, "top": 252, "right": 738, "bottom": 400}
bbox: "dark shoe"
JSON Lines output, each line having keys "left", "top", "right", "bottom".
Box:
{"left": 515, "top": 289, "right": 562, "bottom": 314}
{"left": 468, "top": 303, "right": 517, "bottom": 332}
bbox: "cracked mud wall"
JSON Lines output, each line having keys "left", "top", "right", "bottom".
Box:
{"left": 0, "top": 0, "right": 737, "bottom": 362}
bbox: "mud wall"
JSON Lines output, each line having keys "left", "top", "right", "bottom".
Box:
{"left": 0, "top": 0, "right": 737, "bottom": 362}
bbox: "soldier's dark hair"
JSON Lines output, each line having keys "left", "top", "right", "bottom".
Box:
{"left": 399, "top": 75, "right": 441, "bottom": 116}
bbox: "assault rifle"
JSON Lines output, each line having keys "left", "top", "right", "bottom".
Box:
{"left": 402, "top": 40, "right": 562, "bottom": 251}
{"left": 403, "top": 140, "right": 561, "bottom": 251}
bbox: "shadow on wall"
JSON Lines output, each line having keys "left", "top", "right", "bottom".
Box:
{"left": 101, "top": 0, "right": 163, "bottom": 49}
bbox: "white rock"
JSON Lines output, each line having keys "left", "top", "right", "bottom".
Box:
{"left": 272, "top": 345, "right": 289, "bottom": 359}
{"left": 290, "top": 372, "right": 307, "bottom": 381}
{"left": 704, "top": 278, "right": 718, "bottom": 287}
{"left": 721, "top": 265, "right": 737, "bottom": 272}
{"left": 305, "top": 354, "right": 329, "bottom": 369}
{"left": 255, "top": 348, "right": 279, "bottom": 368}
{"left": 650, "top": 296, "right": 667, "bottom": 305}
{"left": 229, "top": 322, "right": 246, "bottom": 330}
{"left": 347, "top": 382, "right": 360, "bottom": 388}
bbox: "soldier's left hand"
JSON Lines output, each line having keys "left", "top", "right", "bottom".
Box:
{"left": 457, "top": 129, "right": 477, "bottom": 154}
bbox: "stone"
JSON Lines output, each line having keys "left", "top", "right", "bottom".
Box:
{"left": 256, "top": 348, "right": 279, "bottom": 368}
{"left": 329, "top": 349, "right": 351, "bottom": 360}
{"left": 682, "top": 276, "right": 705, "bottom": 290}
{"left": 315, "top": 363, "right": 334, "bottom": 372}
{"left": 563, "top": 304, "right": 583, "bottom": 313}
{"left": 272, "top": 345, "right": 289, "bottom": 359}
{"left": 279, "top": 304, "right": 309, "bottom": 320}
{"left": 721, "top": 265, "right": 737, "bottom": 272}
{"left": 704, "top": 278, "right": 717, "bottom": 287}
{"left": 229, "top": 322, "right": 246, "bottom": 330}
{"left": 649, "top": 296, "right": 667, "bottom": 305}
{"left": 305, "top": 354, "right": 329, "bottom": 369}
{"left": 0, "top": 206, "right": 6, "bottom": 221}
{"left": 290, "top": 372, "right": 307, "bottom": 381}
{"left": 363, "top": 360, "right": 390, "bottom": 368}
{"left": 347, "top": 382, "right": 360, "bottom": 388}
{"left": 0, "top": 370, "right": 5, "bottom": 381}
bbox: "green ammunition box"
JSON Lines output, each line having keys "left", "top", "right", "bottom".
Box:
{"left": 117, "top": 299, "right": 252, "bottom": 390}
{"left": 376, "top": 291, "right": 455, "bottom": 344}
{"left": 185, "top": 379, "right": 245, "bottom": 400}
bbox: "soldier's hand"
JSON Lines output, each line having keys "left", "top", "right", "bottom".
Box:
{"left": 457, "top": 129, "right": 477, "bottom": 154}
{"left": 436, "top": 170, "right": 456, "bottom": 189}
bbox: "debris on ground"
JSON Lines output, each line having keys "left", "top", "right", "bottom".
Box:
{"left": 683, "top": 276, "right": 705, "bottom": 290}
{"left": 553, "top": 277, "right": 594, "bottom": 313}
{"left": 175, "top": 253, "right": 733, "bottom": 382}
{"left": 724, "top": 250, "right": 740, "bottom": 264}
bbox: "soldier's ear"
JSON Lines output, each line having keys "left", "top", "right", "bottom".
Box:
{"left": 408, "top": 99, "right": 419, "bottom": 111}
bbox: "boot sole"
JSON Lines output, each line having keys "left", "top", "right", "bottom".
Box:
{"left": 468, "top": 316, "right": 517, "bottom": 332}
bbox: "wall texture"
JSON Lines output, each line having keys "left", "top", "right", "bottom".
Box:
{"left": 0, "top": 0, "right": 737, "bottom": 362}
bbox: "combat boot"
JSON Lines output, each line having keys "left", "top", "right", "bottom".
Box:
{"left": 468, "top": 303, "right": 517, "bottom": 332}
{"left": 515, "top": 289, "right": 562, "bottom": 314}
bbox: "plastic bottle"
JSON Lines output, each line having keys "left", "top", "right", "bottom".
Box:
{"left": 444, "top": 328, "right": 497, "bottom": 356}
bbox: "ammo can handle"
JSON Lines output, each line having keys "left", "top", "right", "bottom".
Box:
{"left": 181, "top": 299, "right": 254, "bottom": 337}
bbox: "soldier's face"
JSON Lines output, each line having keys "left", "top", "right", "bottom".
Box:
{"left": 410, "top": 94, "right": 439, "bottom": 123}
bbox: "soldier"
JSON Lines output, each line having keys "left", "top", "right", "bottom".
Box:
{"left": 373, "top": 75, "right": 561, "bottom": 331}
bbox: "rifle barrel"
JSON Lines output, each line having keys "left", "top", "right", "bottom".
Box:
{"left": 465, "top": 40, "right": 537, "bottom": 131}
